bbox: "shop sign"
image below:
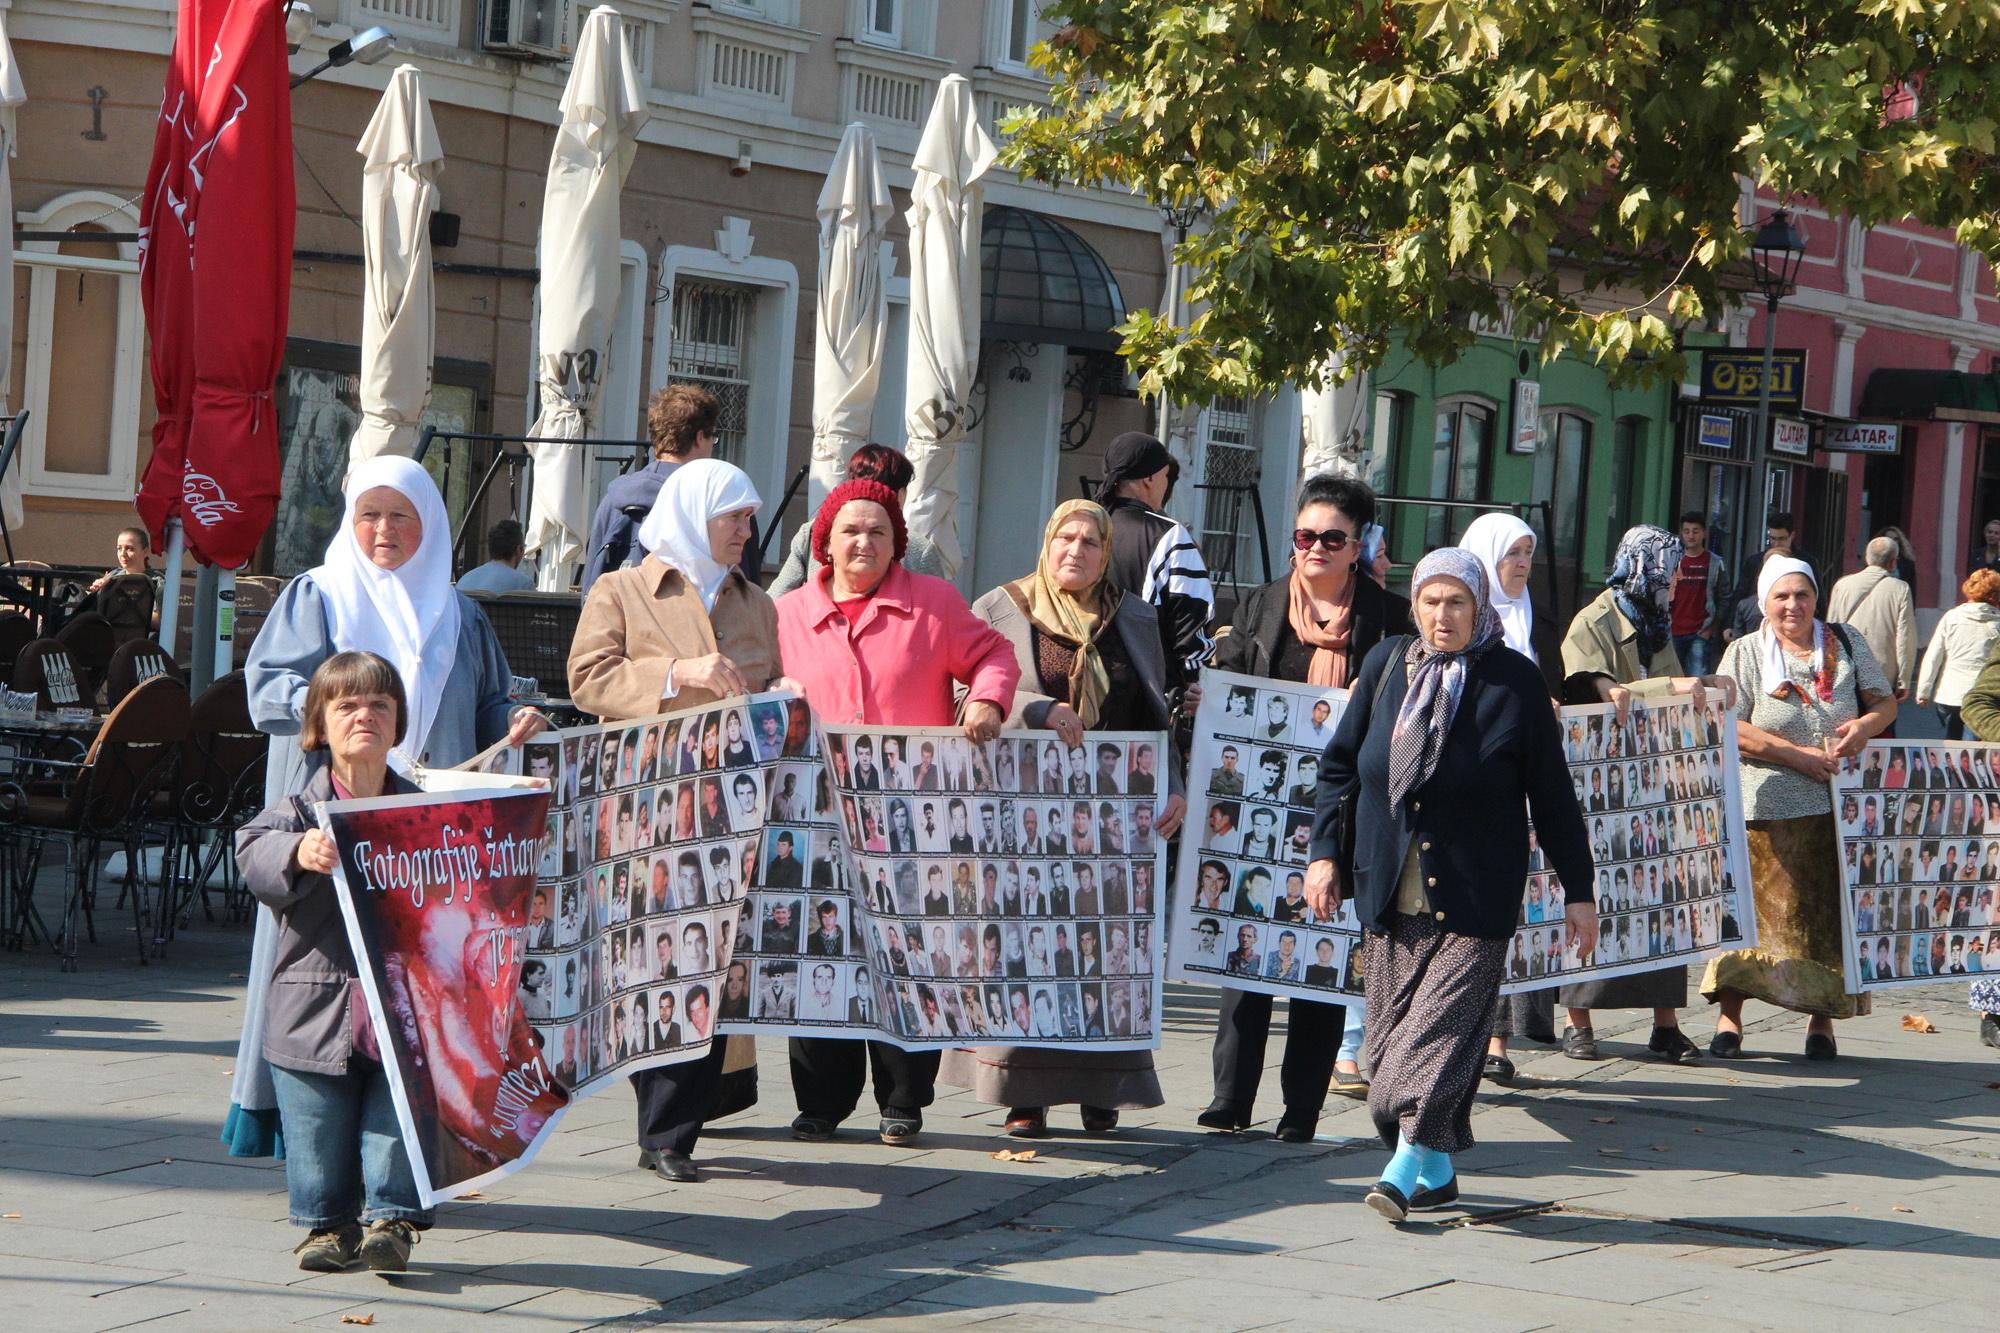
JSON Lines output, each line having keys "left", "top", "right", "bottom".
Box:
{"left": 1700, "top": 350, "right": 1808, "bottom": 410}
{"left": 1692, "top": 412, "right": 1736, "bottom": 455}
{"left": 1770, "top": 417, "right": 1812, "bottom": 458}
{"left": 1822, "top": 421, "right": 1902, "bottom": 454}
{"left": 1510, "top": 378, "right": 1540, "bottom": 454}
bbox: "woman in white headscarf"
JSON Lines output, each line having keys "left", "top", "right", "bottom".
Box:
{"left": 1704, "top": 556, "right": 1895, "bottom": 1060}
{"left": 230, "top": 456, "right": 548, "bottom": 1159}
{"left": 1457, "top": 511, "right": 1559, "bottom": 1079}
{"left": 567, "top": 457, "right": 797, "bottom": 1183}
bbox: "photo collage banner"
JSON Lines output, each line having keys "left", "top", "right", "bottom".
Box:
{"left": 1168, "top": 671, "right": 1758, "bottom": 1003}
{"left": 797, "top": 724, "right": 1173, "bottom": 1050}
{"left": 500, "top": 693, "right": 811, "bottom": 1097}
{"left": 1521, "top": 697, "right": 1756, "bottom": 994}
{"left": 1169, "top": 671, "right": 1362, "bottom": 999}
{"left": 1834, "top": 740, "right": 2000, "bottom": 991}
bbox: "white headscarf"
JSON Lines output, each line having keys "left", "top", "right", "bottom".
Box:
{"left": 1757, "top": 555, "right": 1821, "bottom": 698}
{"left": 309, "top": 456, "right": 460, "bottom": 762}
{"left": 1459, "top": 512, "right": 1538, "bottom": 660}
{"left": 634, "top": 458, "right": 762, "bottom": 611}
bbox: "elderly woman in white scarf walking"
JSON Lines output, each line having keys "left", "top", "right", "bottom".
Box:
{"left": 231, "top": 457, "right": 547, "bottom": 1159}
{"left": 1310, "top": 548, "right": 1595, "bottom": 1222}
{"left": 1458, "top": 511, "right": 1560, "bottom": 1078}
{"left": 1705, "top": 555, "right": 1895, "bottom": 1060}
{"left": 568, "top": 457, "right": 799, "bottom": 1183}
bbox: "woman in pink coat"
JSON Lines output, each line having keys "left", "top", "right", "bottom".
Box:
{"left": 776, "top": 476, "right": 1019, "bottom": 1146}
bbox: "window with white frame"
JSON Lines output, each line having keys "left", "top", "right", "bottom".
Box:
{"left": 864, "top": 0, "right": 902, "bottom": 45}
{"left": 663, "top": 279, "right": 756, "bottom": 467}
{"left": 15, "top": 193, "right": 146, "bottom": 501}
{"left": 989, "top": 0, "right": 1057, "bottom": 69}
{"left": 1197, "top": 395, "right": 1262, "bottom": 587}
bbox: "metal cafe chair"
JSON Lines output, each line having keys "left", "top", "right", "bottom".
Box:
{"left": 155, "top": 671, "right": 267, "bottom": 946}
{"left": 55, "top": 610, "right": 117, "bottom": 700}
{"left": 11, "top": 638, "right": 89, "bottom": 711}
{"left": 0, "top": 610, "right": 33, "bottom": 683}
{"left": 102, "top": 637, "right": 183, "bottom": 711}
{"left": 2, "top": 676, "right": 190, "bottom": 970}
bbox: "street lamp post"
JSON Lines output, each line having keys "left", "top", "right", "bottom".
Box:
{"left": 1156, "top": 194, "right": 1205, "bottom": 527}
{"left": 1744, "top": 207, "right": 1808, "bottom": 577}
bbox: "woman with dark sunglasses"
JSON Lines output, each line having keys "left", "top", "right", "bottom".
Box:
{"left": 1197, "top": 474, "right": 1409, "bottom": 1141}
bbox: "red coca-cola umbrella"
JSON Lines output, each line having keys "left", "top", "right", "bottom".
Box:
{"left": 135, "top": 0, "right": 293, "bottom": 570}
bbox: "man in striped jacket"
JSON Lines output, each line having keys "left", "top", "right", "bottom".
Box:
{"left": 1095, "top": 432, "right": 1215, "bottom": 706}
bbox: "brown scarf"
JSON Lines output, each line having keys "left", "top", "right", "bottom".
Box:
{"left": 1008, "top": 500, "right": 1117, "bottom": 726}
{"left": 1286, "top": 564, "right": 1355, "bottom": 687}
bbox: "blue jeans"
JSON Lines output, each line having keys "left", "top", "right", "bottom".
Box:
{"left": 1338, "top": 1001, "right": 1365, "bottom": 1066}
{"left": 1672, "top": 633, "right": 1713, "bottom": 676}
{"left": 269, "top": 1059, "right": 433, "bottom": 1230}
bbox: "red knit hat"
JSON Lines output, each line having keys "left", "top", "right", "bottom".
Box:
{"left": 812, "top": 478, "right": 908, "bottom": 565}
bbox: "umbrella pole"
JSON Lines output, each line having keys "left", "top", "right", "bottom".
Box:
{"left": 158, "top": 518, "right": 186, "bottom": 663}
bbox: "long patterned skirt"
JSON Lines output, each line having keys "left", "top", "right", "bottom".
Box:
{"left": 1700, "top": 815, "right": 1871, "bottom": 1020}
{"left": 1363, "top": 913, "right": 1508, "bottom": 1154}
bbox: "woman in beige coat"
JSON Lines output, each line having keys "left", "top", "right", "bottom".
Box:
{"left": 567, "top": 458, "right": 796, "bottom": 1182}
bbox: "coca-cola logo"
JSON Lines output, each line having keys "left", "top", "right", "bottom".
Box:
{"left": 183, "top": 467, "right": 242, "bottom": 526}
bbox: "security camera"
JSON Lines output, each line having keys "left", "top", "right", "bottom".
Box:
{"left": 730, "top": 140, "right": 753, "bottom": 178}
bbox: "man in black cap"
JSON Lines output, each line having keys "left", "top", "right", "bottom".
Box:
{"left": 1094, "top": 431, "right": 1214, "bottom": 701}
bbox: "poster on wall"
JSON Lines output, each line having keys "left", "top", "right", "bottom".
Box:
{"left": 1506, "top": 697, "right": 1757, "bottom": 994}
{"left": 1167, "top": 669, "right": 1363, "bottom": 1000}
{"left": 1834, "top": 741, "right": 2000, "bottom": 991}
{"left": 320, "top": 782, "right": 568, "bottom": 1207}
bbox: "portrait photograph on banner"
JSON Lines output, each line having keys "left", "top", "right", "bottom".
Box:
{"left": 319, "top": 782, "right": 567, "bottom": 1207}
{"left": 1168, "top": 669, "right": 1362, "bottom": 1000}
{"left": 1509, "top": 696, "right": 1757, "bottom": 994}
{"left": 797, "top": 722, "right": 1172, "bottom": 1050}
{"left": 1834, "top": 740, "right": 2000, "bottom": 991}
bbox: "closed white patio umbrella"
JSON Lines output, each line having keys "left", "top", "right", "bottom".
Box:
{"left": 526, "top": 5, "right": 648, "bottom": 589}
{"left": 808, "top": 121, "right": 894, "bottom": 512}
{"left": 347, "top": 63, "right": 441, "bottom": 471}
{"left": 901, "top": 74, "right": 996, "bottom": 579}
{"left": 0, "top": 18, "right": 24, "bottom": 534}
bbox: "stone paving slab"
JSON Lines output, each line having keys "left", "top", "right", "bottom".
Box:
{"left": 5, "top": 918, "right": 1999, "bottom": 1331}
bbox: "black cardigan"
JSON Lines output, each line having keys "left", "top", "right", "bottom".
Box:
{"left": 1309, "top": 635, "right": 1594, "bottom": 940}
{"left": 1211, "top": 575, "right": 1412, "bottom": 681}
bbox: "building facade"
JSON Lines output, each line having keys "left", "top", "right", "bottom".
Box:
{"left": 2, "top": 0, "right": 1308, "bottom": 600}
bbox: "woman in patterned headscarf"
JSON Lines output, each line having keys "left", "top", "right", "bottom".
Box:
{"left": 941, "top": 499, "right": 1186, "bottom": 1139}
{"left": 1555, "top": 525, "right": 1740, "bottom": 1065}
{"left": 1308, "top": 548, "right": 1595, "bottom": 1224}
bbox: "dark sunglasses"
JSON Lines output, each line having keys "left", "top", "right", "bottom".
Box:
{"left": 1292, "top": 527, "right": 1353, "bottom": 552}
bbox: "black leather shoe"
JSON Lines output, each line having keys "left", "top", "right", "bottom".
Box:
{"left": 1804, "top": 1032, "right": 1838, "bottom": 1061}
{"left": 790, "top": 1115, "right": 836, "bottom": 1142}
{"left": 1981, "top": 1014, "right": 2000, "bottom": 1051}
{"left": 1648, "top": 1025, "right": 1702, "bottom": 1064}
{"left": 1273, "top": 1120, "right": 1314, "bottom": 1144}
{"left": 1709, "top": 1030, "right": 1744, "bottom": 1059}
{"left": 1482, "top": 1054, "right": 1515, "bottom": 1085}
{"left": 1196, "top": 1100, "right": 1251, "bottom": 1132}
{"left": 1561, "top": 1025, "right": 1600, "bottom": 1060}
{"left": 1409, "top": 1177, "right": 1460, "bottom": 1211}
{"left": 879, "top": 1116, "right": 921, "bottom": 1146}
{"left": 1364, "top": 1180, "right": 1410, "bottom": 1223}
{"left": 651, "top": 1149, "right": 700, "bottom": 1183}
{"left": 1079, "top": 1106, "right": 1119, "bottom": 1134}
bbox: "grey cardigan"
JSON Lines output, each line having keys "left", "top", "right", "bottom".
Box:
{"left": 969, "top": 584, "right": 1184, "bottom": 800}
{"left": 237, "top": 765, "right": 419, "bottom": 1075}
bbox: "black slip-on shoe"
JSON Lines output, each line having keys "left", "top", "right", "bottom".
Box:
{"left": 1410, "top": 1177, "right": 1461, "bottom": 1211}
{"left": 1364, "top": 1180, "right": 1411, "bottom": 1224}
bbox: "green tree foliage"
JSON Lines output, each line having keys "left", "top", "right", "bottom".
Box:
{"left": 1006, "top": 1, "right": 2000, "bottom": 402}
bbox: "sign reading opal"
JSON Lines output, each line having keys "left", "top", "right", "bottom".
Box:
{"left": 1822, "top": 421, "right": 1903, "bottom": 455}
{"left": 1700, "top": 350, "right": 1808, "bottom": 410}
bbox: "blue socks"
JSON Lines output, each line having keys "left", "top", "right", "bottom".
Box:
{"left": 1380, "top": 1138, "right": 1456, "bottom": 1196}
{"left": 1379, "top": 1137, "right": 1427, "bottom": 1196}
{"left": 1415, "top": 1149, "right": 1456, "bottom": 1193}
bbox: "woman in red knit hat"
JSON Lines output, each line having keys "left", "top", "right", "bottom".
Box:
{"left": 775, "top": 478, "right": 1020, "bottom": 1147}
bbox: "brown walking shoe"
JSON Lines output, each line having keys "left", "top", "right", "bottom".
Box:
{"left": 359, "top": 1219, "right": 421, "bottom": 1272}
{"left": 294, "top": 1223, "right": 362, "bottom": 1272}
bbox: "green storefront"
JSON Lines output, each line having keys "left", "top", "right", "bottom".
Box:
{"left": 1360, "top": 328, "right": 1711, "bottom": 626}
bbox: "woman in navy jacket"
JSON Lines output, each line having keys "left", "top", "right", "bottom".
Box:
{"left": 1307, "top": 549, "right": 1595, "bottom": 1223}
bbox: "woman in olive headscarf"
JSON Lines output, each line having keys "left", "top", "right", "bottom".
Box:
{"left": 939, "top": 500, "right": 1185, "bottom": 1138}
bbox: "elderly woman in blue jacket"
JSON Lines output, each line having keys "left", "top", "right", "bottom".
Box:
{"left": 1308, "top": 548, "right": 1596, "bottom": 1223}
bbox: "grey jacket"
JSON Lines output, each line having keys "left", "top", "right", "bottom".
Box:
{"left": 237, "top": 766, "right": 419, "bottom": 1075}
{"left": 969, "top": 583, "right": 1184, "bottom": 801}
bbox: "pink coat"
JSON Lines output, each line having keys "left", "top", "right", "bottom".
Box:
{"left": 775, "top": 563, "right": 1019, "bottom": 726}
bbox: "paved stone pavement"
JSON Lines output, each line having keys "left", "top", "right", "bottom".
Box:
{"left": 4, "top": 912, "right": 1997, "bottom": 1332}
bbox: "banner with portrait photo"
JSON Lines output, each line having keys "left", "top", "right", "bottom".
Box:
{"left": 773, "top": 723, "right": 1172, "bottom": 1051}
{"left": 1504, "top": 696, "right": 1756, "bottom": 994}
{"left": 507, "top": 692, "right": 808, "bottom": 1098}
{"left": 319, "top": 783, "right": 568, "bottom": 1207}
{"left": 1833, "top": 740, "right": 2000, "bottom": 991}
{"left": 1168, "top": 669, "right": 1362, "bottom": 1000}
